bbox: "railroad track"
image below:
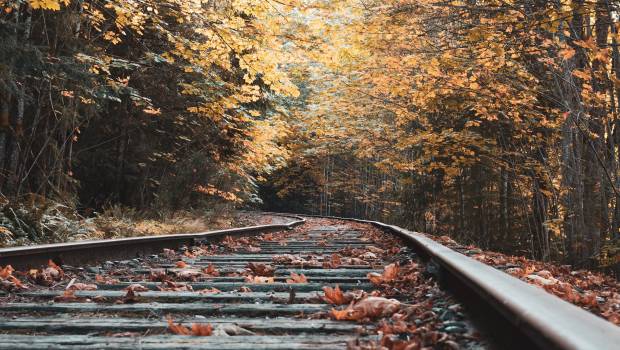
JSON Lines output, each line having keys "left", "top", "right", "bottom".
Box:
{"left": 0, "top": 214, "right": 619, "bottom": 349}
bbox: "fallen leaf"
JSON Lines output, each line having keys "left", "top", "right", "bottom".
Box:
{"left": 286, "top": 272, "right": 308, "bottom": 284}
{"left": 353, "top": 296, "right": 401, "bottom": 319}
{"left": 191, "top": 323, "right": 213, "bottom": 336}
{"left": 383, "top": 263, "right": 400, "bottom": 281}
{"left": 330, "top": 297, "right": 401, "bottom": 321}
{"left": 330, "top": 254, "right": 342, "bottom": 268}
{"left": 0, "top": 265, "right": 14, "bottom": 279}
{"left": 203, "top": 264, "right": 219, "bottom": 276}
{"left": 198, "top": 288, "right": 222, "bottom": 294}
{"left": 176, "top": 261, "right": 188, "bottom": 268}
{"left": 167, "top": 318, "right": 191, "bottom": 335}
{"left": 245, "top": 275, "right": 274, "bottom": 284}
{"left": 95, "top": 274, "right": 120, "bottom": 285}
{"left": 54, "top": 290, "right": 78, "bottom": 302}
{"left": 246, "top": 246, "right": 262, "bottom": 253}
{"left": 174, "top": 269, "right": 202, "bottom": 281}
{"left": 246, "top": 262, "right": 275, "bottom": 277}
{"left": 330, "top": 307, "right": 351, "bottom": 320}
{"left": 158, "top": 281, "right": 193, "bottom": 291}
{"left": 120, "top": 288, "right": 139, "bottom": 304}
{"left": 68, "top": 283, "right": 98, "bottom": 291}
{"left": 368, "top": 263, "right": 400, "bottom": 285}
{"left": 367, "top": 272, "right": 384, "bottom": 285}
{"left": 123, "top": 284, "right": 149, "bottom": 292}
{"left": 322, "top": 285, "right": 351, "bottom": 305}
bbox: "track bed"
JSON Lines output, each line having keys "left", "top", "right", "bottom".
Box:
{"left": 0, "top": 218, "right": 486, "bottom": 349}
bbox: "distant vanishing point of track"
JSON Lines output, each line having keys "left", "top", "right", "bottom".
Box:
{"left": 0, "top": 214, "right": 618, "bottom": 349}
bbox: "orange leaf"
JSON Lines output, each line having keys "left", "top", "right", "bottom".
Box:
{"left": 0, "top": 265, "right": 14, "bottom": 279}
{"left": 54, "top": 290, "right": 78, "bottom": 302}
{"left": 176, "top": 261, "right": 188, "bottom": 268}
{"left": 330, "top": 307, "right": 352, "bottom": 320}
{"left": 48, "top": 260, "right": 60, "bottom": 270}
{"left": 286, "top": 272, "right": 308, "bottom": 284}
{"left": 368, "top": 263, "right": 400, "bottom": 285}
{"left": 322, "top": 285, "right": 351, "bottom": 305}
{"left": 245, "top": 275, "right": 274, "bottom": 284}
{"left": 330, "top": 254, "right": 341, "bottom": 268}
{"left": 191, "top": 323, "right": 213, "bottom": 336}
{"left": 382, "top": 263, "right": 400, "bottom": 282}
{"left": 203, "top": 264, "right": 219, "bottom": 276}
{"left": 167, "top": 318, "right": 191, "bottom": 335}
{"left": 367, "top": 272, "right": 384, "bottom": 285}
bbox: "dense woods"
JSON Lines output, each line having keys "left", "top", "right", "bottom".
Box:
{"left": 0, "top": 0, "right": 296, "bottom": 211}
{"left": 1, "top": 0, "right": 619, "bottom": 271}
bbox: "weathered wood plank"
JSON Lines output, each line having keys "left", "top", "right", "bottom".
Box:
{"left": 0, "top": 303, "right": 330, "bottom": 316}
{"left": 0, "top": 316, "right": 371, "bottom": 334}
{"left": 93, "top": 282, "right": 373, "bottom": 292}
{"left": 139, "top": 268, "right": 377, "bottom": 277}
{"left": 160, "top": 263, "right": 373, "bottom": 270}
{"left": 0, "top": 335, "right": 376, "bottom": 350}
{"left": 20, "top": 290, "right": 325, "bottom": 303}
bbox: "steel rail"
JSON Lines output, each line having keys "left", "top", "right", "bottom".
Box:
{"left": 3, "top": 210, "right": 619, "bottom": 349}
{"left": 288, "top": 213, "right": 620, "bottom": 350}
{"left": 0, "top": 214, "right": 305, "bottom": 269}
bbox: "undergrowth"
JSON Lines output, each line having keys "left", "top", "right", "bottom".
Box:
{"left": 0, "top": 197, "right": 243, "bottom": 247}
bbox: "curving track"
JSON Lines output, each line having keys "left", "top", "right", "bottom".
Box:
{"left": 0, "top": 214, "right": 619, "bottom": 349}
{"left": 0, "top": 217, "right": 440, "bottom": 349}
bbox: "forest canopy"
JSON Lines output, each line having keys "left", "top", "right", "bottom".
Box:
{"left": 1, "top": 0, "right": 619, "bottom": 270}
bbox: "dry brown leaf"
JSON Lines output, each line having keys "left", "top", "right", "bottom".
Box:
{"left": 191, "top": 323, "right": 213, "bottom": 336}
{"left": 0, "top": 265, "right": 14, "bottom": 279}
{"left": 246, "top": 246, "right": 262, "bottom": 253}
{"left": 368, "top": 263, "right": 400, "bottom": 285}
{"left": 95, "top": 274, "right": 120, "bottom": 285}
{"left": 322, "top": 285, "right": 351, "bottom": 305}
{"left": 330, "top": 254, "right": 341, "bottom": 268}
{"left": 68, "top": 283, "right": 98, "bottom": 291}
{"left": 272, "top": 254, "right": 296, "bottom": 264}
{"left": 119, "top": 289, "right": 139, "bottom": 304}
{"left": 167, "top": 318, "right": 191, "bottom": 335}
{"left": 353, "top": 296, "right": 401, "bottom": 319}
{"left": 198, "top": 287, "right": 222, "bottom": 294}
{"left": 203, "top": 264, "right": 219, "bottom": 276}
{"left": 367, "top": 272, "right": 384, "bottom": 285}
{"left": 330, "top": 297, "right": 401, "bottom": 321}
{"left": 330, "top": 307, "right": 351, "bottom": 320}
{"left": 54, "top": 290, "right": 78, "bottom": 302}
{"left": 246, "top": 262, "right": 275, "bottom": 277}
{"left": 176, "top": 261, "right": 188, "bottom": 268}
{"left": 383, "top": 263, "right": 400, "bottom": 282}
{"left": 174, "top": 269, "right": 202, "bottom": 280}
{"left": 158, "top": 281, "right": 193, "bottom": 291}
{"left": 123, "top": 283, "right": 149, "bottom": 292}
{"left": 286, "top": 272, "right": 308, "bottom": 284}
{"left": 245, "top": 275, "right": 274, "bottom": 284}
